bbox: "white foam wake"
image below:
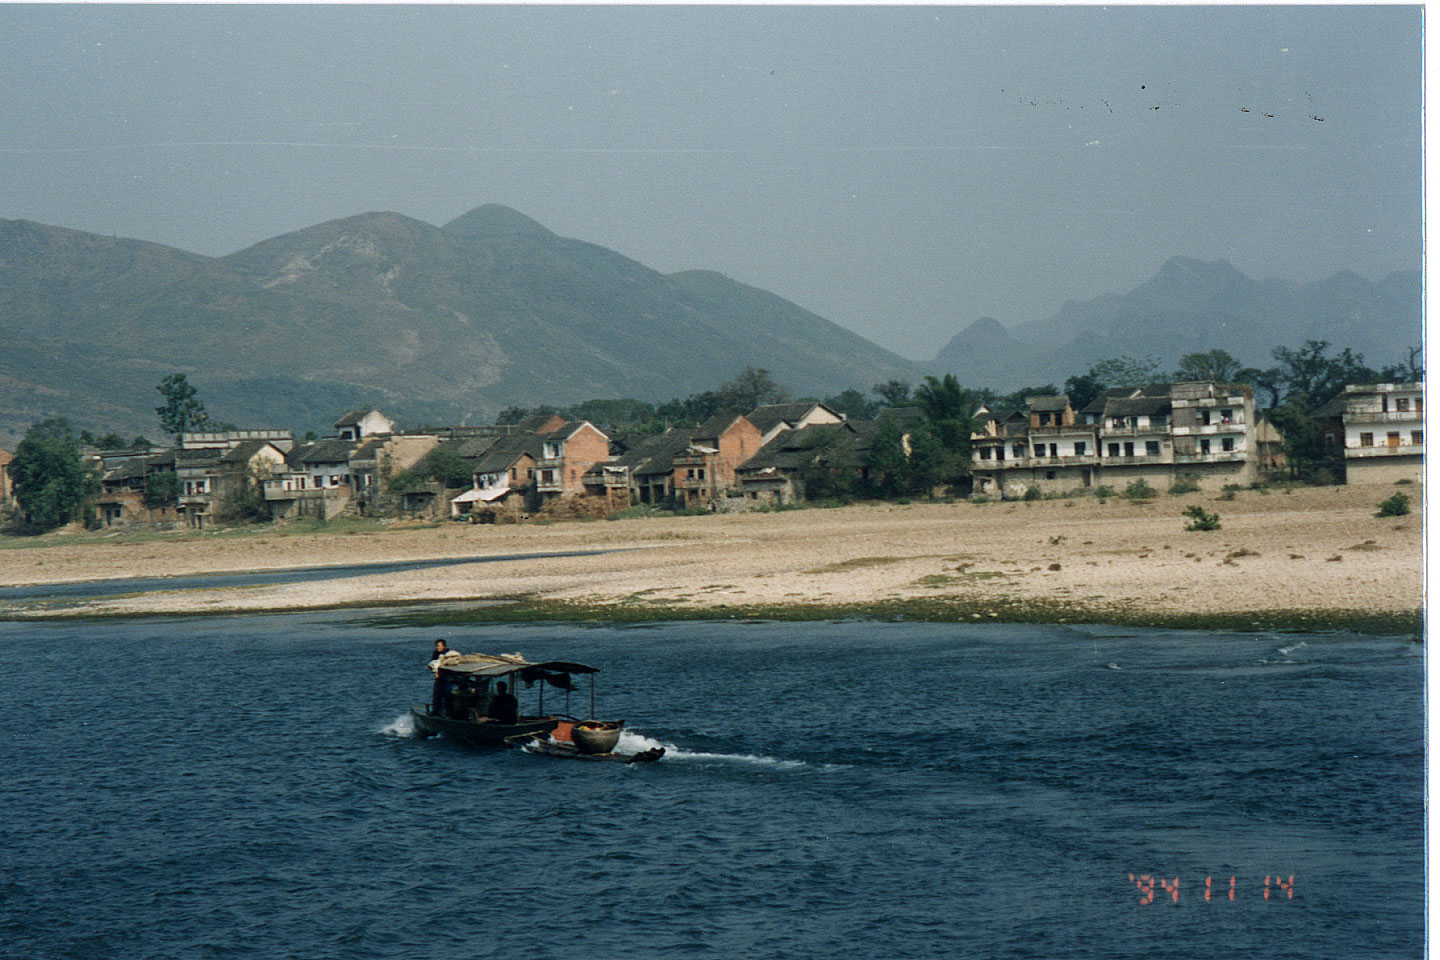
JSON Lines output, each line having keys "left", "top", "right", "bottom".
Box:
{"left": 616, "top": 729, "right": 807, "bottom": 768}
{"left": 1277, "top": 640, "right": 1308, "bottom": 656}
{"left": 380, "top": 713, "right": 419, "bottom": 737}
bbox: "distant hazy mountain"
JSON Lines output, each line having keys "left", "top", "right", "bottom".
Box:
{"left": 0, "top": 206, "right": 921, "bottom": 440}
{"left": 933, "top": 256, "right": 1422, "bottom": 390}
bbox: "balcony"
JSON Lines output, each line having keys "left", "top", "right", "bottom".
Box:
{"left": 1171, "top": 422, "right": 1245, "bottom": 436}
{"left": 1344, "top": 410, "right": 1423, "bottom": 425}
{"left": 1099, "top": 424, "right": 1170, "bottom": 436}
{"left": 1028, "top": 425, "right": 1095, "bottom": 437}
{"left": 1173, "top": 450, "right": 1247, "bottom": 464}
{"left": 1098, "top": 455, "right": 1170, "bottom": 466}
{"left": 1345, "top": 442, "right": 1423, "bottom": 460}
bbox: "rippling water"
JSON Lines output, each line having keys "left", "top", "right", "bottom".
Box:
{"left": 0, "top": 617, "right": 1422, "bottom": 959}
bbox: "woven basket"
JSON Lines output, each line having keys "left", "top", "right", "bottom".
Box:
{"left": 572, "top": 721, "right": 622, "bottom": 755}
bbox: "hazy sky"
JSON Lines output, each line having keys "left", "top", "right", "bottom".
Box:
{"left": 0, "top": 5, "right": 1421, "bottom": 361}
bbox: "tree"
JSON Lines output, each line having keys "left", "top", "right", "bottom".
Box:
{"left": 913, "top": 374, "right": 968, "bottom": 422}
{"left": 716, "top": 367, "right": 789, "bottom": 412}
{"left": 142, "top": 471, "right": 180, "bottom": 509}
{"left": 1270, "top": 340, "right": 1380, "bottom": 408}
{"left": 1061, "top": 372, "right": 1107, "bottom": 413}
{"left": 1089, "top": 355, "right": 1165, "bottom": 388}
{"left": 8, "top": 418, "right": 99, "bottom": 531}
{"left": 1379, "top": 345, "right": 1424, "bottom": 383}
{"left": 824, "top": 388, "right": 879, "bottom": 421}
{"left": 155, "top": 373, "right": 211, "bottom": 440}
{"left": 1174, "top": 349, "right": 1243, "bottom": 384}
{"left": 414, "top": 448, "right": 477, "bottom": 488}
{"left": 872, "top": 380, "right": 912, "bottom": 408}
{"left": 797, "top": 428, "right": 859, "bottom": 501}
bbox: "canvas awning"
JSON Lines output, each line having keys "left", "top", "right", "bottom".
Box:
{"left": 436, "top": 652, "right": 599, "bottom": 687}
{"left": 451, "top": 483, "right": 510, "bottom": 505}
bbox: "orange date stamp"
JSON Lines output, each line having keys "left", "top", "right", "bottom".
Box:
{"left": 1128, "top": 874, "right": 1296, "bottom": 904}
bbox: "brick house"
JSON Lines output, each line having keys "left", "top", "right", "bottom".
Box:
{"left": 535, "top": 421, "right": 611, "bottom": 501}
{"left": 668, "top": 413, "right": 764, "bottom": 506}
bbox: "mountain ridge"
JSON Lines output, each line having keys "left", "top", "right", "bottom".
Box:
{"left": 934, "top": 256, "right": 1420, "bottom": 389}
{"left": 0, "top": 206, "right": 922, "bottom": 440}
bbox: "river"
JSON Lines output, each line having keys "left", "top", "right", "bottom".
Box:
{"left": 0, "top": 615, "right": 1422, "bottom": 959}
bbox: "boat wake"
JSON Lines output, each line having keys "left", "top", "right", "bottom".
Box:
{"left": 616, "top": 730, "right": 809, "bottom": 768}
{"left": 379, "top": 713, "right": 419, "bottom": 738}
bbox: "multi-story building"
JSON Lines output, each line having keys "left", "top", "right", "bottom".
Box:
{"left": 1334, "top": 382, "right": 1424, "bottom": 484}
{"left": 971, "top": 382, "right": 1257, "bottom": 497}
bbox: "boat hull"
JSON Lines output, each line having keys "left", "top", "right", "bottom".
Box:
{"left": 410, "top": 706, "right": 558, "bottom": 746}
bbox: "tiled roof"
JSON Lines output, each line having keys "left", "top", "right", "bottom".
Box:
{"left": 296, "top": 439, "right": 357, "bottom": 465}
{"left": 1027, "top": 395, "right": 1071, "bottom": 412}
{"left": 693, "top": 413, "right": 746, "bottom": 442}
{"left": 744, "top": 402, "right": 826, "bottom": 435}
{"left": 473, "top": 434, "right": 543, "bottom": 474}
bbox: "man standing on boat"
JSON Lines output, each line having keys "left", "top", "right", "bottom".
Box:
{"left": 428, "top": 639, "right": 458, "bottom": 715}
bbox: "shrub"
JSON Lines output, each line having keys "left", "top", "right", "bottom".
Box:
{"left": 1093, "top": 485, "right": 1115, "bottom": 501}
{"left": 1168, "top": 476, "right": 1200, "bottom": 495}
{"left": 1183, "top": 505, "right": 1221, "bottom": 531}
{"left": 1023, "top": 485, "right": 1042, "bottom": 501}
{"left": 1217, "top": 489, "right": 1236, "bottom": 501}
{"left": 1123, "top": 478, "right": 1157, "bottom": 500}
{"left": 1377, "top": 493, "right": 1411, "bottom": 517}
{"left": 1395, "top": 478, "right": 1414, "bottom": 485}
{"left": 969, "top": 494, "right": 991, "bottom": 504}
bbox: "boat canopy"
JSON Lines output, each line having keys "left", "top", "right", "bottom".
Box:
{"left": 437, "top": 652, "right": 599, "bottom": 680}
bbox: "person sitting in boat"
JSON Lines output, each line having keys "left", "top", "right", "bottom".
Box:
{"left": 487, "top": 681, "right": 519, "bottom": 724}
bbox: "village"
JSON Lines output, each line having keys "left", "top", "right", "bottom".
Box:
{"left": 0, "top": 377, "right": 1421, "bottom": 534}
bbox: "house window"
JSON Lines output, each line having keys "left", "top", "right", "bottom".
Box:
{"left": 1049, "top": 443, "right": 1059, "bottom": 458}
{"left": 1416, "top": 398, "right": 1423, "bottom": 414}
{"left": 1220, "top": 409, "right": 1233, "bottom": 423}
{"left": 297, "top": 477, "right": 307, "bottom": 490}
{"left": 687, "top": 469, "right": 696, "bottom": 479}
{"left": 1200, "top": 438, "right": 1211, "bottom": 454}
{"left": 1124, "top": 442, "right": 1135, "bottom": 458}
{"left": 1360, "top": 432, "right": 1374, "bottom": 447}
{"left": 1397, "top": 398, "right": 1410, "bottom": 412}
{"left": 509, "top": 468, "right": 516, "bottom": 480}
{"left": 1045, "top": 470, "right": 1056, "bottom": 480}
{"left": 1074, "top": 442, "right": 1087, "bottom": 456}
{"left": 698, "top": 468, "right": 706, "bottom": 480}
{"left": 331, "top": 475, "right": 341, "bottom": 486}
{"left": 979, "top": 447, "right": 992, "bottom": 460}
{"left": 1221, "top": 437, "right": 1234, "bottom": 452}
{"left": 1201, "top": 410, "right": 1212, "bottom": 426}
{"left": 1107, "top": 443, "right": 1120, "bottom": 458}
{"left": 1145, "top": 441, "right": 1160, "bottom": 456}
{"left": 1013, "top": 444, "right": 1026, "bottom": 458}
{"left": 1412, "top": 430, "right": 1424, "bottom": 445}
{"left": 527, "top": 468, "right": 534, "bottom": 479}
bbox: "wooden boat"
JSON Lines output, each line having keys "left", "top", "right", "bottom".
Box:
{"left": 411, "top": 652, "right": 662, "bottom": 762}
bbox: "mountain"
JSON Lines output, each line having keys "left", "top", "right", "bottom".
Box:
{"left": 932, "top": 257, "right": 1422, "bottom": 390}
{"left": 0, "top": 206, "right": 922, "bottom": 441}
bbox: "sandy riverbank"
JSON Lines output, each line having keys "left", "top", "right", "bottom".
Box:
{"left": 0, "top": 481, "right": 1423, "bottom": 629}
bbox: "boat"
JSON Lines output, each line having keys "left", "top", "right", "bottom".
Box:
{"left": 410, "top": 652, "right": 663, "bottom": 762}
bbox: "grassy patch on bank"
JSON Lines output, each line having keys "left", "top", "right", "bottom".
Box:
{"left": 357, "top": 596, "right": 1423, "bottom": 637}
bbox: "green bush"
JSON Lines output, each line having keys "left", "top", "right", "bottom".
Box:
{"left": 1023, "top": 485, "right": 1043, "bottom": 501}
{"left": 969, "top": 493, "right": 991, "bottom": 504}
{"left": 1183, "top": 505, "right": 1221, "bottom": 531}
{"left": 1395, "top": 478, "right": 1414, "bottom": 485}
{"left": 1377, "top": 493, "right": 1411, "bottom": 517}
{"left": 1093, "top": 485, "right": 1115, "bottom": 501}
{"left": 1123, "top": 478, "right": 1157, "bottom": 500}
{"left": 1168, "top": 476, "right": 1200, "bottom": 495}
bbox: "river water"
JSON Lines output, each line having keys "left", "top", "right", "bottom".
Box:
{"left": 0, "top": 615, "right": 1422, "bottom": 959}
